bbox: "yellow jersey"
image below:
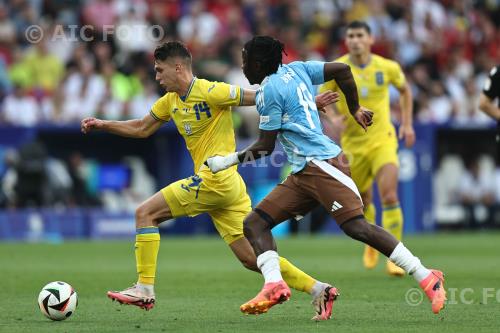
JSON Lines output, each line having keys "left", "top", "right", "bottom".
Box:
{"left": 150, "top": 77, "right": 244, "bottom": 179}
{"left": 319, "top": 54, "right": 406, "bottom": 150}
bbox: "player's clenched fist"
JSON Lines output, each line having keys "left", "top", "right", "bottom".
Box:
{"left": 205, "top": 153, "right": 239, "bottom": 173}
{"left": 81, "top": 117, "right": 104, "bottom": 134}
{"left": 353, "top": 107, "right": 373, "bottom": 131}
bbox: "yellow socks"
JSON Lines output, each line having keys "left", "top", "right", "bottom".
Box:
{"left": 279, "top": 257, "right": 316, "bottom": 294}
{"left": 382, "top": 203, "right": 403, "bottom": 241}
{"left": 364, "top": 203, "right": 376, "bottom": 225}
{"left": 135, "top": 227, "right": 160, "bottom": 285}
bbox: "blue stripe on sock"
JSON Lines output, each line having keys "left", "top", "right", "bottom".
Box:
{"left": 383, "top": 204, "right": 401, "bottom": 211}
{"left": 136, "top": 227, "right": 159, "bottom": 235}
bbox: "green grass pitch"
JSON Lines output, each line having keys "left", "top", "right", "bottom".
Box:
{"left": 1, "top": 232, "right": 500, "bottom": 332}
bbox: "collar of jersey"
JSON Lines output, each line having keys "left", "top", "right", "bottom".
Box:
{"left": 180, "top": 77, "right": 197, "bottom": 102}
{"left": 348, "top": 55, "right": 372, "bottom": 69}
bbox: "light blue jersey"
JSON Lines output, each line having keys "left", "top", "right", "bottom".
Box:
{"left": 256, "top": 61, "right": 342, "bottom": 173}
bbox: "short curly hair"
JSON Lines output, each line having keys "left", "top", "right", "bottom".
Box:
{"left": 244, "top": 36, "right": 286, "bottom": 76}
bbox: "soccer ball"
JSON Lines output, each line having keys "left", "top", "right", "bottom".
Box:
{"left": 37, "top": 281, "right": 78, "bottom": 321}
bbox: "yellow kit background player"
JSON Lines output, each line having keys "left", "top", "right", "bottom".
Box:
{"left": 320, "top": 21, "right": 415, "bottom": 276}
{"left": 81, "top": 41, "right": 336, "bottom": 318}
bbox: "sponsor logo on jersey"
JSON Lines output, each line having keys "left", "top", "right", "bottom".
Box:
{"left": 331, "top": 201, "right": 343, "bottom": 212}
{"left": 184, "top": 122, "right": 192, "bottom": 135}
{"left": 260, "top": 115, "right": 270, "bottom": 124}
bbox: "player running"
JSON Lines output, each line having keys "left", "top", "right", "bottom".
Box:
{"left": 206, "top": 36, "right": 446, "bottom": 317}
{"left": 319, "top": 21, "right": 415, "bottom": 276}
{"left": 81, "top": 41, "right": 340, "bottom": 319}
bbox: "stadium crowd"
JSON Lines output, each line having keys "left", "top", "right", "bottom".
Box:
{"left": 0, "top": 0, "right": 499, "bottom": 227}
{"left": 0, "top": 0, "right": 498, "bottom": 130}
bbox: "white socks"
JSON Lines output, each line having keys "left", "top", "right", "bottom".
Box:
{"left": 389, "top": 242, "right": 431, "bottom": 283}
{"left": 257, "top": 250, "right": 283, "bottom": 283}
{"left": 137, "top": 283, "right": 155, "bottom": 296}
{"left": 311, "top": 281, "right": 330, "bottom": 298}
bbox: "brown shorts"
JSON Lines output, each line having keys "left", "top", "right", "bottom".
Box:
{"left": 256, "top": 154, "right": 364, "bottom": 225}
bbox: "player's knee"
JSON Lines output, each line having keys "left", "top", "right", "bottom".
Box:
{"left": 380, "top": 189, "right": 398, "bottom": 205}
{"left": 135, "top": 204, "right": 154, "bottom": 228}
{"left": 243, "top": 213, "right": 259, "bottom": 240}
{"left": 243, "top": 211, "right": 269, "bottom": 240}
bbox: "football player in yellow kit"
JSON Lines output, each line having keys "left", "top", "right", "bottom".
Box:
{"left": 320, "top": 21, "right": 415, "bottom": 276}
{"left": 81, "top": 41, "right": 339, "bottom": 319}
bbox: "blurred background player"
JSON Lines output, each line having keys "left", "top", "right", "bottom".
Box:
{"left": 319, "top": 21, "right": 415, "bottom": 276}
{"left": 206, "top": 36, "right": 446, "bottom": 318}
{"left": 81, "top": 41, "right": 337, "bottom": 317}
{"left": 479, "top": 64, "right": 500, "bottom": 156}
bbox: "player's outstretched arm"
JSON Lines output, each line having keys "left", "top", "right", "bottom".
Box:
{"left": 240, "top": 89, "right": 257, "bottom": 106}
{"left": 205, "top": 129, "right": 278, "bottom": 173}
{"left": 324, "top": 62, "right": 373, "bottom": 131}
{"left": 239, "top": 88, "right": 339, "bottom": 111}
{"left": 81, "top": 113, "right": 163, "bottom": 138}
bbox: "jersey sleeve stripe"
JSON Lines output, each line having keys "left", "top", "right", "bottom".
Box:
{"left": 239, "top": 87, "right": 244, "bottom": 106}
{"left": 149, "top": 110, "right": 166, "bottom": 122}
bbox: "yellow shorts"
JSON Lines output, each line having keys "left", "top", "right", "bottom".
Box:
{"left": 344, "top": 139, "right": 399, "bottom": 194}
{"left": 161, "top": 168, "right": 251, "bottom": 244}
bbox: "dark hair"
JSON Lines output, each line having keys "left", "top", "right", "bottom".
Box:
{"left": 154, "top": 41, "right": 192, "bottom": 65}
{"left": 346, "top": 21, "right": 372, "bottom": 34}
{"left": 244, "top": 36, "right": 286, "bottom": 75}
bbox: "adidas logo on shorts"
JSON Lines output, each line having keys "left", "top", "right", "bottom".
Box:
{"left": 331, "top": 201, "right": 343, "bottom": 212}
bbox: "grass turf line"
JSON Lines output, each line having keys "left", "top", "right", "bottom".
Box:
{"left": 1, "top": 232, "right": 499, "bottom": 333}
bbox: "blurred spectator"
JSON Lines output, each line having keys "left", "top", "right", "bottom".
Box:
{"left": 458, "top": 156, "right": 496, "bottom": 228}
{"left": 454, "top": 78, "right": 493, "bottom": 127}
{"left": 0, "top": 0, "right": 500, "bottom": 216}
{"left": 12, "top": 141, "right": 48, "bottom": 207}
{"left": 417, "top": 81, "right": 457, "bottom": 124}
{"left": 115, "top": 7, "right": 155, "bottom": 54}
{"left": 61, "top": 57, "right": 105, "bottom": 122}
{"left": 0, "top": 4, "right": 16, "bottom": 46}
{"left": 0, "top": 0, "right": 497, "bottom": 127}
{"left": 178, "top": 0, "right": 221, "bottom": 48}
{"left": 19, "top": 40, "right": 65, "bottom": 94}
{"left": 2, "top": 84, "right": 40, "bottom": 126}
{"left": 82, "top": 0, "right": 117, "bottom": 33}
{"left": 67, "top": 152, "right": 101, "bottom": 207}
{"left": 129, "top": 79, "right": 159, "bottom": 119}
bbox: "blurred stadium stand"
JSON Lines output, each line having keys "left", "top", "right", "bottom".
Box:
{"left": 1, "top": 0, "right": 499, "bottom": 240}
